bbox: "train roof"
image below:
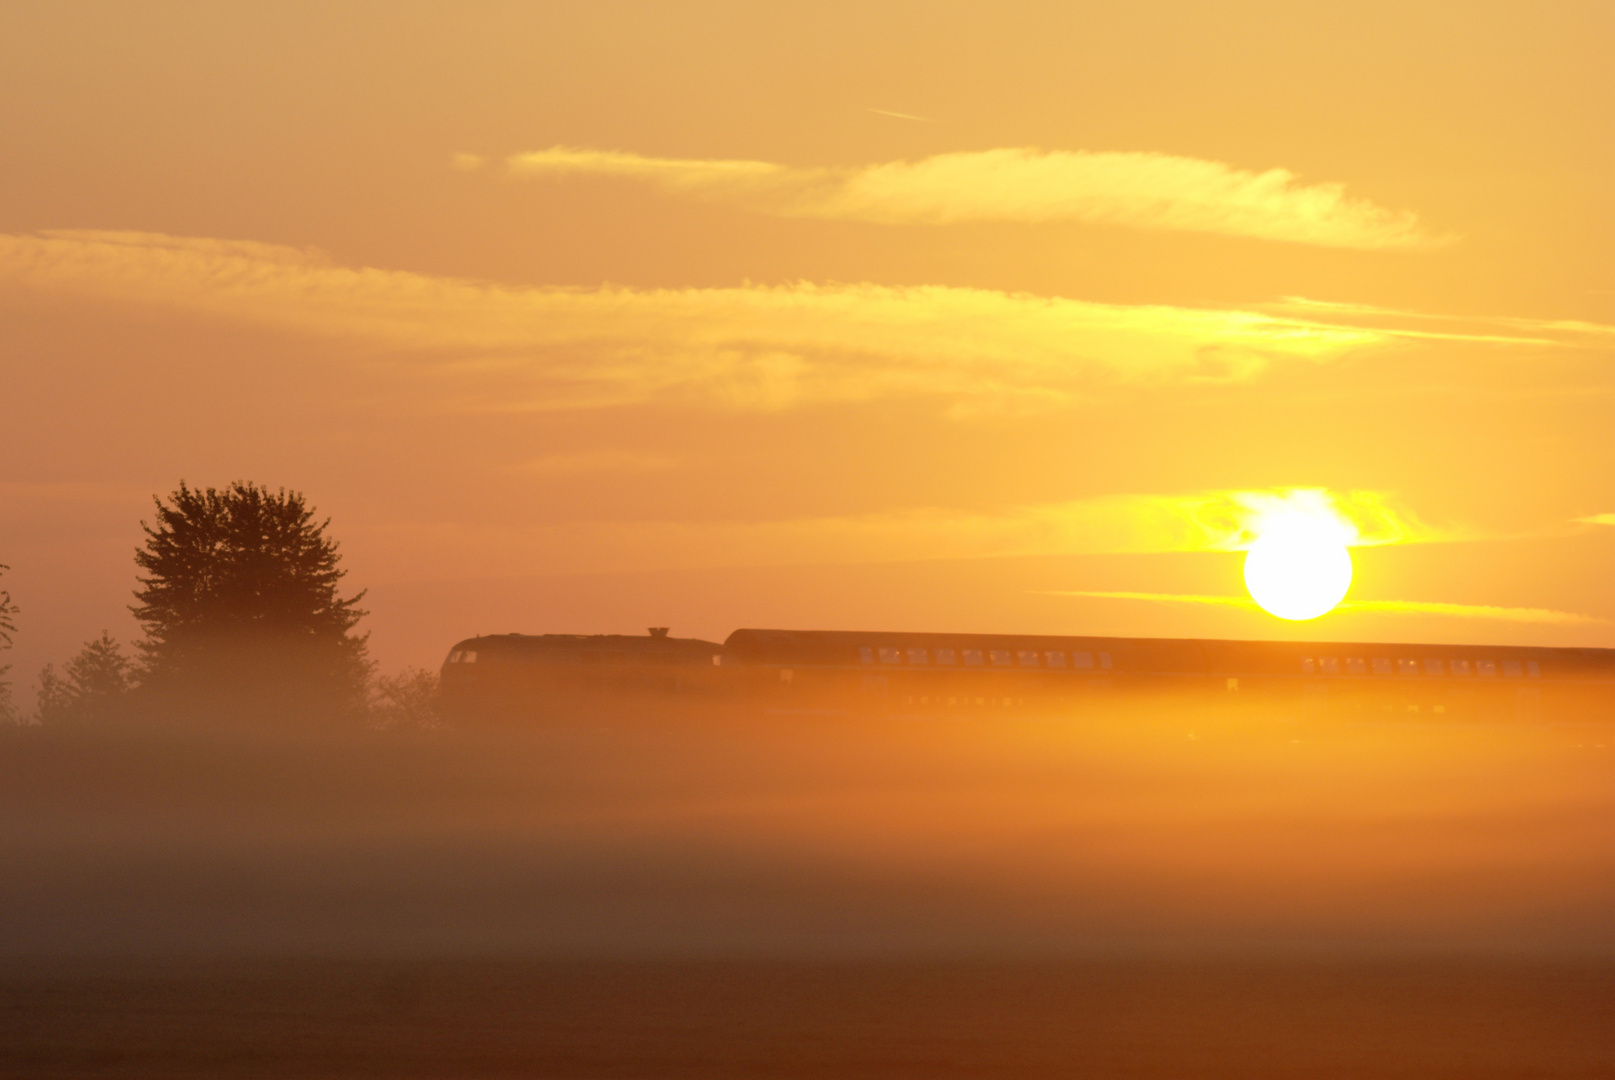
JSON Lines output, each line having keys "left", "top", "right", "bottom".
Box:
{"left": 449, "top": 631, "right": 723, "bottom": 656}
{"left": 722, "top": 628, "right": 1615, "bottom": 680}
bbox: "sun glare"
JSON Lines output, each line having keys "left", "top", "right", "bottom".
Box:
{"left": 1243, "top": 513, "right": 1353, "bottom": 620}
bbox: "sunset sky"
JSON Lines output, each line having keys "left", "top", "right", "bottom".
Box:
{"left": 2, "top": 1, "right": 1611, "bottom": 681}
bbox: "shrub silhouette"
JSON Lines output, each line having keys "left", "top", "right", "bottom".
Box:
{"left": 369, "top": 667, "right": 445, "bottom": 730}
{"left": 132, "top": 482, "right": 371, "bottom": 724}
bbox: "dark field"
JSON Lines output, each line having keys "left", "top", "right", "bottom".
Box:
{"left": 1, "top": 702, "right": 1610, "bottom": 1076}
{"left": 2, "top": 958, "right": 1611, "bottom": 1079}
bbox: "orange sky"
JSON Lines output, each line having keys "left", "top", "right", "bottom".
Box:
{"left": 1, "top": 1, "right": 1611, "bottom": 680}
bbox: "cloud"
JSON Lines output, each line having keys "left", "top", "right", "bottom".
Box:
{"left": 507, "top": 146, "right": 1448, "bottom": 250}
{"left": 450, "top": 153, "right": 486, "bottom": 171}
{"left": 0, "top": 481, "right": 151, "bottom": 504}
{"left": 1576, "top": 513, "right": 1615, "bottom": 526}
{"left": 1045, "top": 591, "right": 1605, "bottom": 626}
{"left": 1046, "top": 591, "right": 1261, "bottom": 610}
{"left": 360, "top": 487, "right": 1445, "bottom": 579}
{"left": 1339, "top": 599, "right": 1608, "bottom": 626}
{"left": 868, "top": 108, "right": 938, "bottom": 123}
{"left": 0, "top": 230, "right": 1403, "bottom": 416}
{"left": 1195, "top": 488, "right": 1453, "bottom": 549}
{"left": 515, "top": 451, "right": 681, "bottom": 476}
{"left": 1267, "top": 297, "right": 1615, "bottom": 347}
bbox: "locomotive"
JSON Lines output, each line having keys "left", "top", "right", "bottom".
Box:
{"left": 438, "top": 626, "right": 1615, "bottom": 723}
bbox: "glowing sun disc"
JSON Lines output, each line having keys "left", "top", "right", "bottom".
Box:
{"left": 1243, "top": 523, "right": 1353, "bottom": 620}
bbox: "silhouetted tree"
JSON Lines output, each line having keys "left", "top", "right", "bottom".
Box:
{"left": 35, "top": 632, "right": 133, "bottom": 726}
{"left": 0, "top": 564, "right": 17, "bottom": 724}
{"left": 0, "top": 564, "right": 15, "bottom": 651}
{"left": 34, "top": 664, "right": 67, "bottom": 725}
{"left": 132, "top": 482, "right": 371, "bottom": 723}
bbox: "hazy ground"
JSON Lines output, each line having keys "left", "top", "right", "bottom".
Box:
{"left": 4, "top": 957, "right": 1610, "bottom": 1079}
{"left": 1, "top": 700, "right": 1610, "bottom": 1076}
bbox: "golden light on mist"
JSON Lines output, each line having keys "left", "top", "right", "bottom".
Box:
{"left": 1242, "top": 503, "right": 1355, "bottom": 620}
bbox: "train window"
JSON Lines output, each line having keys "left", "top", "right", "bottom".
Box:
{"left": 990, "top": 650, "right": 1013, "bottom": 667}
{"left": 1477, "top": 660, "right": 1497, "bottom": 677}
{"left": 1527, "top": 661, "right": 1540, "bottom": 678}
{"left": 1017, "top": 650, "right": 1039, "bottom": 668}
{"left": 1301, "top": 658, "right": 1316, "bottom": 675}
{"left": 1449, "top": 659, "right": 1469, "bottom": 676}
{"left": 1098, "top": 652, "right": 1113, "bottom": 670}
{"left": 963, "top": 649, "right": 984, "bottom": 667}
{"left": 907, "top": 648, "right": 929, "bottom": 665}
{"left": 1320, "top": 658, "right": 1340, "bottom": 675}
{"left": 462, "top": 651, "right": 478, "bottom": 664}
{"left": 879, "top": 647, "right": 902, "bottom": 664}
{"left": 1372, "top": 658, "right": 1393, "bottom": 676}
{"left": 935, "top": 648, "right": 956, "bottom": 665}
{"left": 1502, "top": 660, "right": 1522, "bottom": 678}
{"left": 1072, "top": 651, "right": 1094, "bottom": 669}
{"left": 447, "top": 651, "right": 462, "bottom": 664}
{"left": 1398, "top": 659, "right": 1419, "bottom": 676}
{"left": 1424, "top": 659, "right": 1445, "bottom": 675}
{"left": 1346, "top": 658, "right": 1365, "bottom": 674}
{"left": 1044, "top": 651, "right": 1068, "bottom": 668}
{"left": 858, "top": 646, "right": 874, "bottom": 664}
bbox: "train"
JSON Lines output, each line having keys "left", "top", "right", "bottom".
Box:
{"left": 438, "top": 626, "right": 1615, "bottom": 724}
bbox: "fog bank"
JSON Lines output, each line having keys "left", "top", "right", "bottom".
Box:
{"left": 1, "top": 703, "right": 1609, "bottom": 959}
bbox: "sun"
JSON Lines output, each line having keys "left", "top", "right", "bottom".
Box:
{"left": 1243, "top": 514, "right": 1353, "bottom": 620}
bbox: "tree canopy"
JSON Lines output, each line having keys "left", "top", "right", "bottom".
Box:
{"left": 132, "top": 482, "right": 370, "bottom": 721}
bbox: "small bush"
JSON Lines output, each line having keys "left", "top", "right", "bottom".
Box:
{"left": 370, "top": 668, "right": 445, "bottom": 730}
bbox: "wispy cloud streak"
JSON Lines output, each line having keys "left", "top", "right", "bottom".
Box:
{"left": 0, "top": 230, "right": 1398, "bottom": 416}
{"left": 1045, "top": 591, "right": 1260, "bottom": 609}
{"left": 1340, "top": 600, "right": 1608, "bottom": 625}
{"left": 1044, "top": 591, "right": 1606, "bottom": 626}
{"left": 507, "top": 146, "right": 1448, "bottom": 250}
{"left": 515, "top": 451, "right": 681, "bottom": 476}
{"left": 867, "top": 108, "right": 938, "bottom": 123}
{"left": 1267, "top": 297, "right": 1615, "bottom": 347}
{"left": 357, "top": 488, "right": 1444, "bottom": 579}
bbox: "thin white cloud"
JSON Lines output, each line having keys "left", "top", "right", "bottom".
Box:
{"left": 515, "top": 451, "right": 681, "bottom": 476}
{"left": 359, "top": 488, "right": 1445, "bottom": 579}
{"left": 1198, "top": 488, "right": 1455, "bottom": 549}
{"left": 0, "top": 230, "right": 1408, "bottom": 417}
{"left": 868, "top": 108, "right": 939, "bottom": 123}
{"left": 1044, "top": 591, "right": 1605, "bottom": 626}
{"left": 1340, "top": 599, "right": 1608, "bottom": 625}
{"left": 507, "top": 146, "right": 1449, "bottom": 250}
{"left": 0, "top": 481, "right": 150, "bottom": 504}
{"left": 1268, "top": 297, "right": 1615, "bottom": 347}
{"left": 1576, "top": 513, "right": 1615, "bottom": 526}
{"left": 1046, "top": 591, "right": 1261, "bottom": 610}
